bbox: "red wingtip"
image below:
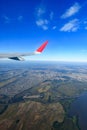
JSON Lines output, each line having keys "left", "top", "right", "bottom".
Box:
{"left": 36, "top": 41, "right": 48, "bottom": 53}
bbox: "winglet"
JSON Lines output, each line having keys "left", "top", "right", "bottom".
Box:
{"left": 36, "top": 41, "right": 48, "bottom": 53}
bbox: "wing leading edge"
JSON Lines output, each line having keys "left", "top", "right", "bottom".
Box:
{"left": 0, "top": 41, "right": 48, "bottom": 61}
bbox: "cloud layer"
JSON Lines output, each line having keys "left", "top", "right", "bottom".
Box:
{"left": 35, "top": 2, "right": 82, "bottom": 32}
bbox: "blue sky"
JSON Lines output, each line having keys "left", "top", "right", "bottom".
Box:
{"left": 0, "top": 0, "right": 87, "bottom": 62}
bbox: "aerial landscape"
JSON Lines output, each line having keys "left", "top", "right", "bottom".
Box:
{"left": 1, "top": 0, "right": 87, "bottom": 130}
{"left": 0, "top": 61, "right": 87, "bottom": 130}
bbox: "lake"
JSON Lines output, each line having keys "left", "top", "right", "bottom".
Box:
{"left": 68, "top": 92, "right": 87, "bottom": 130}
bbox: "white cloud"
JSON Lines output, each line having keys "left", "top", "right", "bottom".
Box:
{"left": 35, "top": 6, "right": 55, "bottom": 30}
{"left": 85, "top": 26, "right": 87, "bottom": 30}
{"left": 3, "top": 15, "right": 10, "bottom": 23}
{"left": 36, "top": 19, "right": 48, "bottom": 26}
{"left": 35, "top": 5, "right": 49, "bottom": 30}
{"left": 36, "top": 19, "right": 49, "bottom": 30}
{"left": 84, "top": 21, "right": 87, "bottom": 24}
{"left": 50, "top": 12, "right": 54, "bottom": 20}
{"left": 42, "top": 25, "right": 48, "bottom": 30}
{"left": 83, "top": 20, "right": 87, "bottom": 29}
{"left": 60, "top": 19, "right": 79, "bottom": 32}
{"left": 61, "top": 3, "right": 81, "bottom": 19}
{"left": 2, "top": 15, "right": 24, "bottom": 24}
{"left": 52, "top": 26, "right": 57, "bottom": 30}
{"left": 17, "top": 16, "right": 23, "bottom": 21}
{"left": 36, "top": 7, "right": 45, "bottom": 17}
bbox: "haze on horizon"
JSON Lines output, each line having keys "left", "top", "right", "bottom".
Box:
{"left": 0, "top": 0, "right": 87, "bottom": 62}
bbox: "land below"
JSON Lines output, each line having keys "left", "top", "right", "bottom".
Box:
{"left": 0, "top": 61, "right": 87, "bottom": 130}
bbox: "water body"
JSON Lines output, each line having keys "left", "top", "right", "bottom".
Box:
{"left": 68, "top": 92, "right": 87, "bottom": 130}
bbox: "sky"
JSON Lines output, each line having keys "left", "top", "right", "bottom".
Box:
{"left": 0, "top": 0, "right": 87, "bottom": 62}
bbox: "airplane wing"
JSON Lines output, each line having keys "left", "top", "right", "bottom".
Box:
{"left": 0, "top": 41, "right": 48, "bottom": 61}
